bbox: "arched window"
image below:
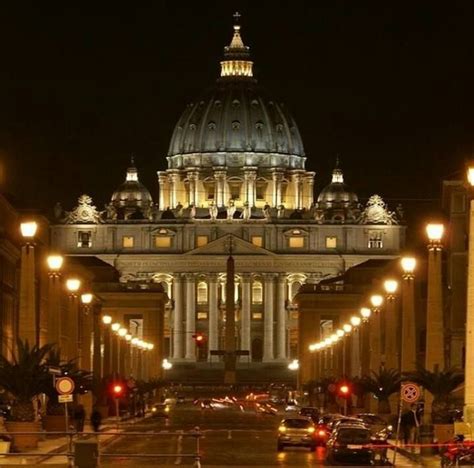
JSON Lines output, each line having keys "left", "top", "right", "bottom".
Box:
{"left": 252, "top": 281, "right": 263, "bottom": 304}
{"left": 197, "top": 281, "right": 208, "bottom": 304}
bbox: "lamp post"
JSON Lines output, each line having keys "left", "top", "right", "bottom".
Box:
{"left": 102, "top": 315, "right": 112, "bottom": 377}
{"left": 465, "top": 168, "right": 474, "bottom": 424}
{"left": 80, "top": 293, "right": 93, "bottom": 371}
{"left": 350, "top": 316, "right": 362, "bottom": 377}
{"left": 131, "top": 337, "right": 140, "bottom": 378}
{"left": 47, "top": 254, "right": 64, "bottom": 347}
{"left": 369, "top": 294, "right": 383, "bottom": 374}
{"left": 401, "top": 257, "right": 417, "bottom": 372}
{"left": 66, "top": 278, "right": 81, "bottom": 362}
{"left": 118, "top": 328, "right": 128, "bottom": 376}
{"left": 288, "top": 359, "right": 300, "bottom": 394}
{"left": 342, "top": 324, "right": 352, "bottom": 377}
{"left": 383, "top": 279, "right": 399, "bottom": 370}
{"left": 19, "top": 221, "right": 38, "bottom": 346}
{"left": 124, "top": 334, "right": 132, "bottom": 378}
{"left": 111, "top": 323, "right": 121, "bottom": 377}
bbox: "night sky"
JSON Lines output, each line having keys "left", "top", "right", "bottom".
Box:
{"left": 0, "top": 1, "right": 473, "bottom": 226}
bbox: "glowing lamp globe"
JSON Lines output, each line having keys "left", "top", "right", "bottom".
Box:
{"left": 384, "top": 280, "right": 398, "bottom": 295}
{"left": 20, "top": 221, "right": 38, "bottom": 238}
{"left": 426, "top": 223, "right": 444, "bottom": 242}
{"left": 47, "top": 255, "right": 64, "bottom": 271}
{"left": 401, "top": 257, "right": 416, "bottom": 274}
{"left": 370, "top": 294, "right": 383, "bottom": 308}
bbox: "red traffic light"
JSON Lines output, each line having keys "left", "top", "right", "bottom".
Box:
{"left": 112, "top": 383, "right": 124, "bottom": 397}
{"left": 338, "top": 383, "right": 351, "bottom": 397}
{"left": 192, "top": 333, "right": 205, "bottom": 345}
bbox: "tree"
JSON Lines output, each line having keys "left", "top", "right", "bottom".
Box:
{"left": 0, "top": 340, "right": 54, "bottom": 421}
{"left": 361, "top": 369, "right": 401, "bottom": 414}
{"left": 404, "top": 367, "right": 464, "bottom": 423}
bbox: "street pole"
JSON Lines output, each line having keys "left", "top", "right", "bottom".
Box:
{"left": 401, "top": 258, "right": 417, "bottom": 372}
{"left": 383, "top": 280, "right": 399, "bottom": 370}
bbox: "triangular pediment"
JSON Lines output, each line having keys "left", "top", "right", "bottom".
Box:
{"left": 185, "top": 234, "right": 275, "bottom": 256}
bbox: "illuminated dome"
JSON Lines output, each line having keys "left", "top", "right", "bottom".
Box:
{"left": 317, "top": 164, "right": 358, "bottom": 209}
{"left": 111, "top": 158, "right": 153, "bottom": 210}
{"left": 167, "top": 16, "right": 305, "bottom": 169}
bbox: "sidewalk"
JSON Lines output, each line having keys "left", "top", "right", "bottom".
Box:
{"left": 0, "top": 415, "right": 144, "bottom": 466}
{"left": 388, "top": 438, "right": 440, "bottom": 466}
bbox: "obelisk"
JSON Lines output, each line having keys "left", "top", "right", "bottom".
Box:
{"left": 224, "top": 237, "right": 237, "bottom": 384}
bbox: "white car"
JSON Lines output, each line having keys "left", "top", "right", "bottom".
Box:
{"left": 284, "top": 400, "right": 300, "bottom": 412}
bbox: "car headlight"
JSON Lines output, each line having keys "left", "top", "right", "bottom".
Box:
{"left": 165, "top": 407, "right": 170, "bottom": 413}
{"left": 278, "top": 426, "right": 286, "bottom": 433}
{"left": 152, "top": 408, "right": 157, "bottom": 412}
{"left": 307, "top": 427, "right": 315, "bottom": 434}
{"left": 387, "top": 425, "right": 393, "bottom": 431}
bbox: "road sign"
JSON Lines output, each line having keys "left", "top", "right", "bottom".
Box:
{"left": 55, "top": 377, "right": 75, "bottom": 395}
{"left": 401, "top": 382, "right": 420, "bottom": 403}
{"left": 58, "top": 394, "right": 73, "bottom": 403}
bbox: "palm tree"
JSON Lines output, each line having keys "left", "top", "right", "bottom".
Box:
{"left": 0, "top": 340, "right": 54, "bottom": 421}
{"left": 361, "top": 369, "right": 401, "bottom": 414}
{"left": 404, "top": 367, "right": 464, "bottom": 423}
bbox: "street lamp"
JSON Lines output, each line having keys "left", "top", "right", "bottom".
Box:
{"left": 46, "top": 254, "right": 64, "bottom": 346}
{"left": 66, "top": 278, "right": 81, "bottom": 295}
{"left": 66, "top": 278, "right": 81, "bottom": 362}
{"left": 102, "top": 315, "right": 112, "bottom": 325}
{"left": 400, "top": 257, "right": 417, "bottom": 373}
{"left": 360, "top": 307, "right": 371, "bottom": 321}
{"left": 81, "top": 293, "right": 93, "bottom": 305}
{"left": 79, "top": 293, "right": 94, "bottom": 371}
{"left": 341, "top": 324, "right": 352, "bottom": 378}
{"left": 369, "top": 294, "right": 383, "bottom": 375}
{"left": 350, "top": 316, "right": 361, "bottom": 328}
{"left": 111, "top": 323, "right": 121, "bottom": 332}
{"left": 342, "top": 324, "right": 352, "bottom": 334}
{"left": 350, "top": 316, "right": 362, "bottom": 377}
{"left": 383, "top": 279, "right": 399, "bottom": 370}
{"left": 19, "top": 221, "right": 38, "bottom": 345}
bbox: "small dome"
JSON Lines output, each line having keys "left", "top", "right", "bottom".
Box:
{"left": 111, "top": 159, "right": 153, "bottom": 209}
{"left": 317, "top": 165, "right": 358, "bottom": 209}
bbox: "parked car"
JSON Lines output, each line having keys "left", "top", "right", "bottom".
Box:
{"left": 277, "top": 417, "right": 317, "bottom": 451}
{"left": 326, "top": 424, "right": 373, "bottom": 465}
{"left": 355, "top": 413, "right": 393, "bottom": 436}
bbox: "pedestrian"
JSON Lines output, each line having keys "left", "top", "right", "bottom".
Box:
{"left": 90, "top": 408, "right": 102, "bottom": 433}
{"left": 400, "top": 404, "right": 420, "bottom": 450}
{"left": 73, "top": 404, "right": 85, "bottom": 432}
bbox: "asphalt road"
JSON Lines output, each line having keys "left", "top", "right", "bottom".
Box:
{"left": 99, "top": 403, "right": 421, "bottom": 466}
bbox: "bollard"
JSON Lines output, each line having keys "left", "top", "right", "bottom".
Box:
{"left": 74, "top": 439, "right": 98, "bottom": 468}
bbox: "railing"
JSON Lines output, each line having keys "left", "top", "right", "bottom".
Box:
{"left": 0, "top": 427, "right": 202, "bottom": 467}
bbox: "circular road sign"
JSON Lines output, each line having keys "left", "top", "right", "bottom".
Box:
{"left": 401, "top": 382, "right": 420, "bottom": 403}
{"left": 55, "top": 377, "right": 75, "bottom": 395}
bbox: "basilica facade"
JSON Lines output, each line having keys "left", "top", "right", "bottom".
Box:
{"left": 51, "top": 19, "right": 405, "bottom": 367}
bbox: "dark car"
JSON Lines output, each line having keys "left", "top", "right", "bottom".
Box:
{"left": 277, "top": 417, "right": 317, "bottom": 451}
{"left": 176, "top": 394, "right": 186, "bottom": 404}
{"left": 326, "top": 425, "right": 374, "bottom": 465}
{"left": 299, "top": 407, "right": 319, "bottom": 422}
{"left": 151, "top": 403, "right": 170, "bottom": 418}
{"left": 355, "top": 413, "right": 393, "bottom": 436}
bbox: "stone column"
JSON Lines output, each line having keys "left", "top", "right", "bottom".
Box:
{"left": 185, "top": 274, "right": 196, "bottom": 360}
{"left": 19, "top": 243, "right": 36, "bottom": 346}
{"left": 240, "top": 274, "right": 251, "bottom": 356}
{"left": 244, "top": 167, "right": 257, "bottom": 207}
{"left": 271, "top": 170, "right": 283, "bottom": 207}
{"left": 47, "top": 272, "right": 62, "bottom": 347}
{"left": 213, "top": 167, "right": 227, "bottom": 207}
{"left": 172, "top": 275, "right": 184, "bottom": 360}
{"left": 187, "top": 171, "right": 197, "bottom": 206}
{"left": 208, "top": 274, "right": 219, "bottom": 359}
{"left": 291, "top": 172, "right": 303, "bottom": 210}
{"left": 401, "top": 270, "right": 416, "bottom": 372}
{"left": 384, "top": 294, "right": 399, "bottom": 370}
{"left": 169, "top": 172, "right": 180, "bottom": 209}
{"left": 305, "top": 173, "right": 315, "bottom": 208}
{"left": 157, "top": 171, "right": 169, "bottom": 210}
{"left": 426, "top": 240, "right": 445, "bottom": 372}
{"left": 276, "top": 275, "right": 287, "bottom": 360}
{"left": 263, "top": 274, "right": 275, "bottom": 361}
{"left": 465, "top": 199, "right": 474, "bottom": 424}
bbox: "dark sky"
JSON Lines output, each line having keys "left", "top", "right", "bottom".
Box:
{"left": 0, "top": 1, "right": 473, "bottom": 217}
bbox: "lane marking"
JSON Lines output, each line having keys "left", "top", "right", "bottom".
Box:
{"left": 227, "top": 430, "right": 232, "bottom": 439}
{"left": 174, "top": 430, "right": 183, "bottom": 465}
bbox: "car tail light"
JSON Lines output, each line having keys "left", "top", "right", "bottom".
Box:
{"left": 318, "top": 430, "right": 326, "bottom": 437}
{"left": 278, "top": 426, "right": 286, "bottom": 433}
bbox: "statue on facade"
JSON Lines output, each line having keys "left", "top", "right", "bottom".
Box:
{"left": 227, "top": 200, "right": 236, "bottom": 220}
{"left": 53, "top": 202, "right": 64, "bottom": 220}
{"left": 277, "top": 204, "right": 285, "bottom": 219}
{"left": 105, "top": 203, "right": 117, "bottom": 220}
{"left": 189, "top": 204, "right": 196, "bottom": 219}
{"left": 263, "top": 204, "right": 271, "bottom": 220}
{"left": 241, "top": 202, "right": 251, "bottom": 220}
{"left": 209, "top": 202, "right": 218, "bottom": 221}
{"left": 150, "top": 203, "right": 159, "bottom": 222}
{"left": 175, "top": 201, "right": 184, "bottom": 218}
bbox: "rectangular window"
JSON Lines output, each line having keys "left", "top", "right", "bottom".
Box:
{"left": 77, "top": 231, "right": 92, "bottom": 248}
{"left": 325, "top": 236, "right": 337, "bottom": 249}
{"left": 251, "top": 236, "right": 263, "bottom": 247}
{"left": 155, "top": 236, "right": 171, "bottom": 248}
{"left": 229, "top": 182, "right": 241, "bottom": 200}
{"left": 252, "top": 312, "right": 263, "bottom": 320}
{"left": 122, "top": 236, "right": 134, "bottom": 248}
{"left": 451, "top": 193, "right": 466, "bottom": 213}
{"left": 197, "top": 312, "right": 208, "bottom": 320}
{"left": 368, "top": 231, "right": 383, "bottom": 249}
{"left": 289, "top": 237, "right": 304, "bottom": 248}
{"left": 196, "top": 235, "right": 208, "bottom": 247}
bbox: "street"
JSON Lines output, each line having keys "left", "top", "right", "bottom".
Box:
{"left": 99, "top": 403, "right": 419, "bottom": 466}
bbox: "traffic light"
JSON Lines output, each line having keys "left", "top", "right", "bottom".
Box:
{"left": 338, "top": 383, "right": 351, "bottom": 398}
{"left": 111, "top": 383, "right": 125, "bottom": 399}
{"left": 192, "top": 333, "right": 205, "bottom": 346}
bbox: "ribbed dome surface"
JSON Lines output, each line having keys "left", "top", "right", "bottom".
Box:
{"left": 111, "top": 164, "right": 153, "bottom": 208}
{"left": 167, "top": 80, "right": 305, "bottom": 159}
